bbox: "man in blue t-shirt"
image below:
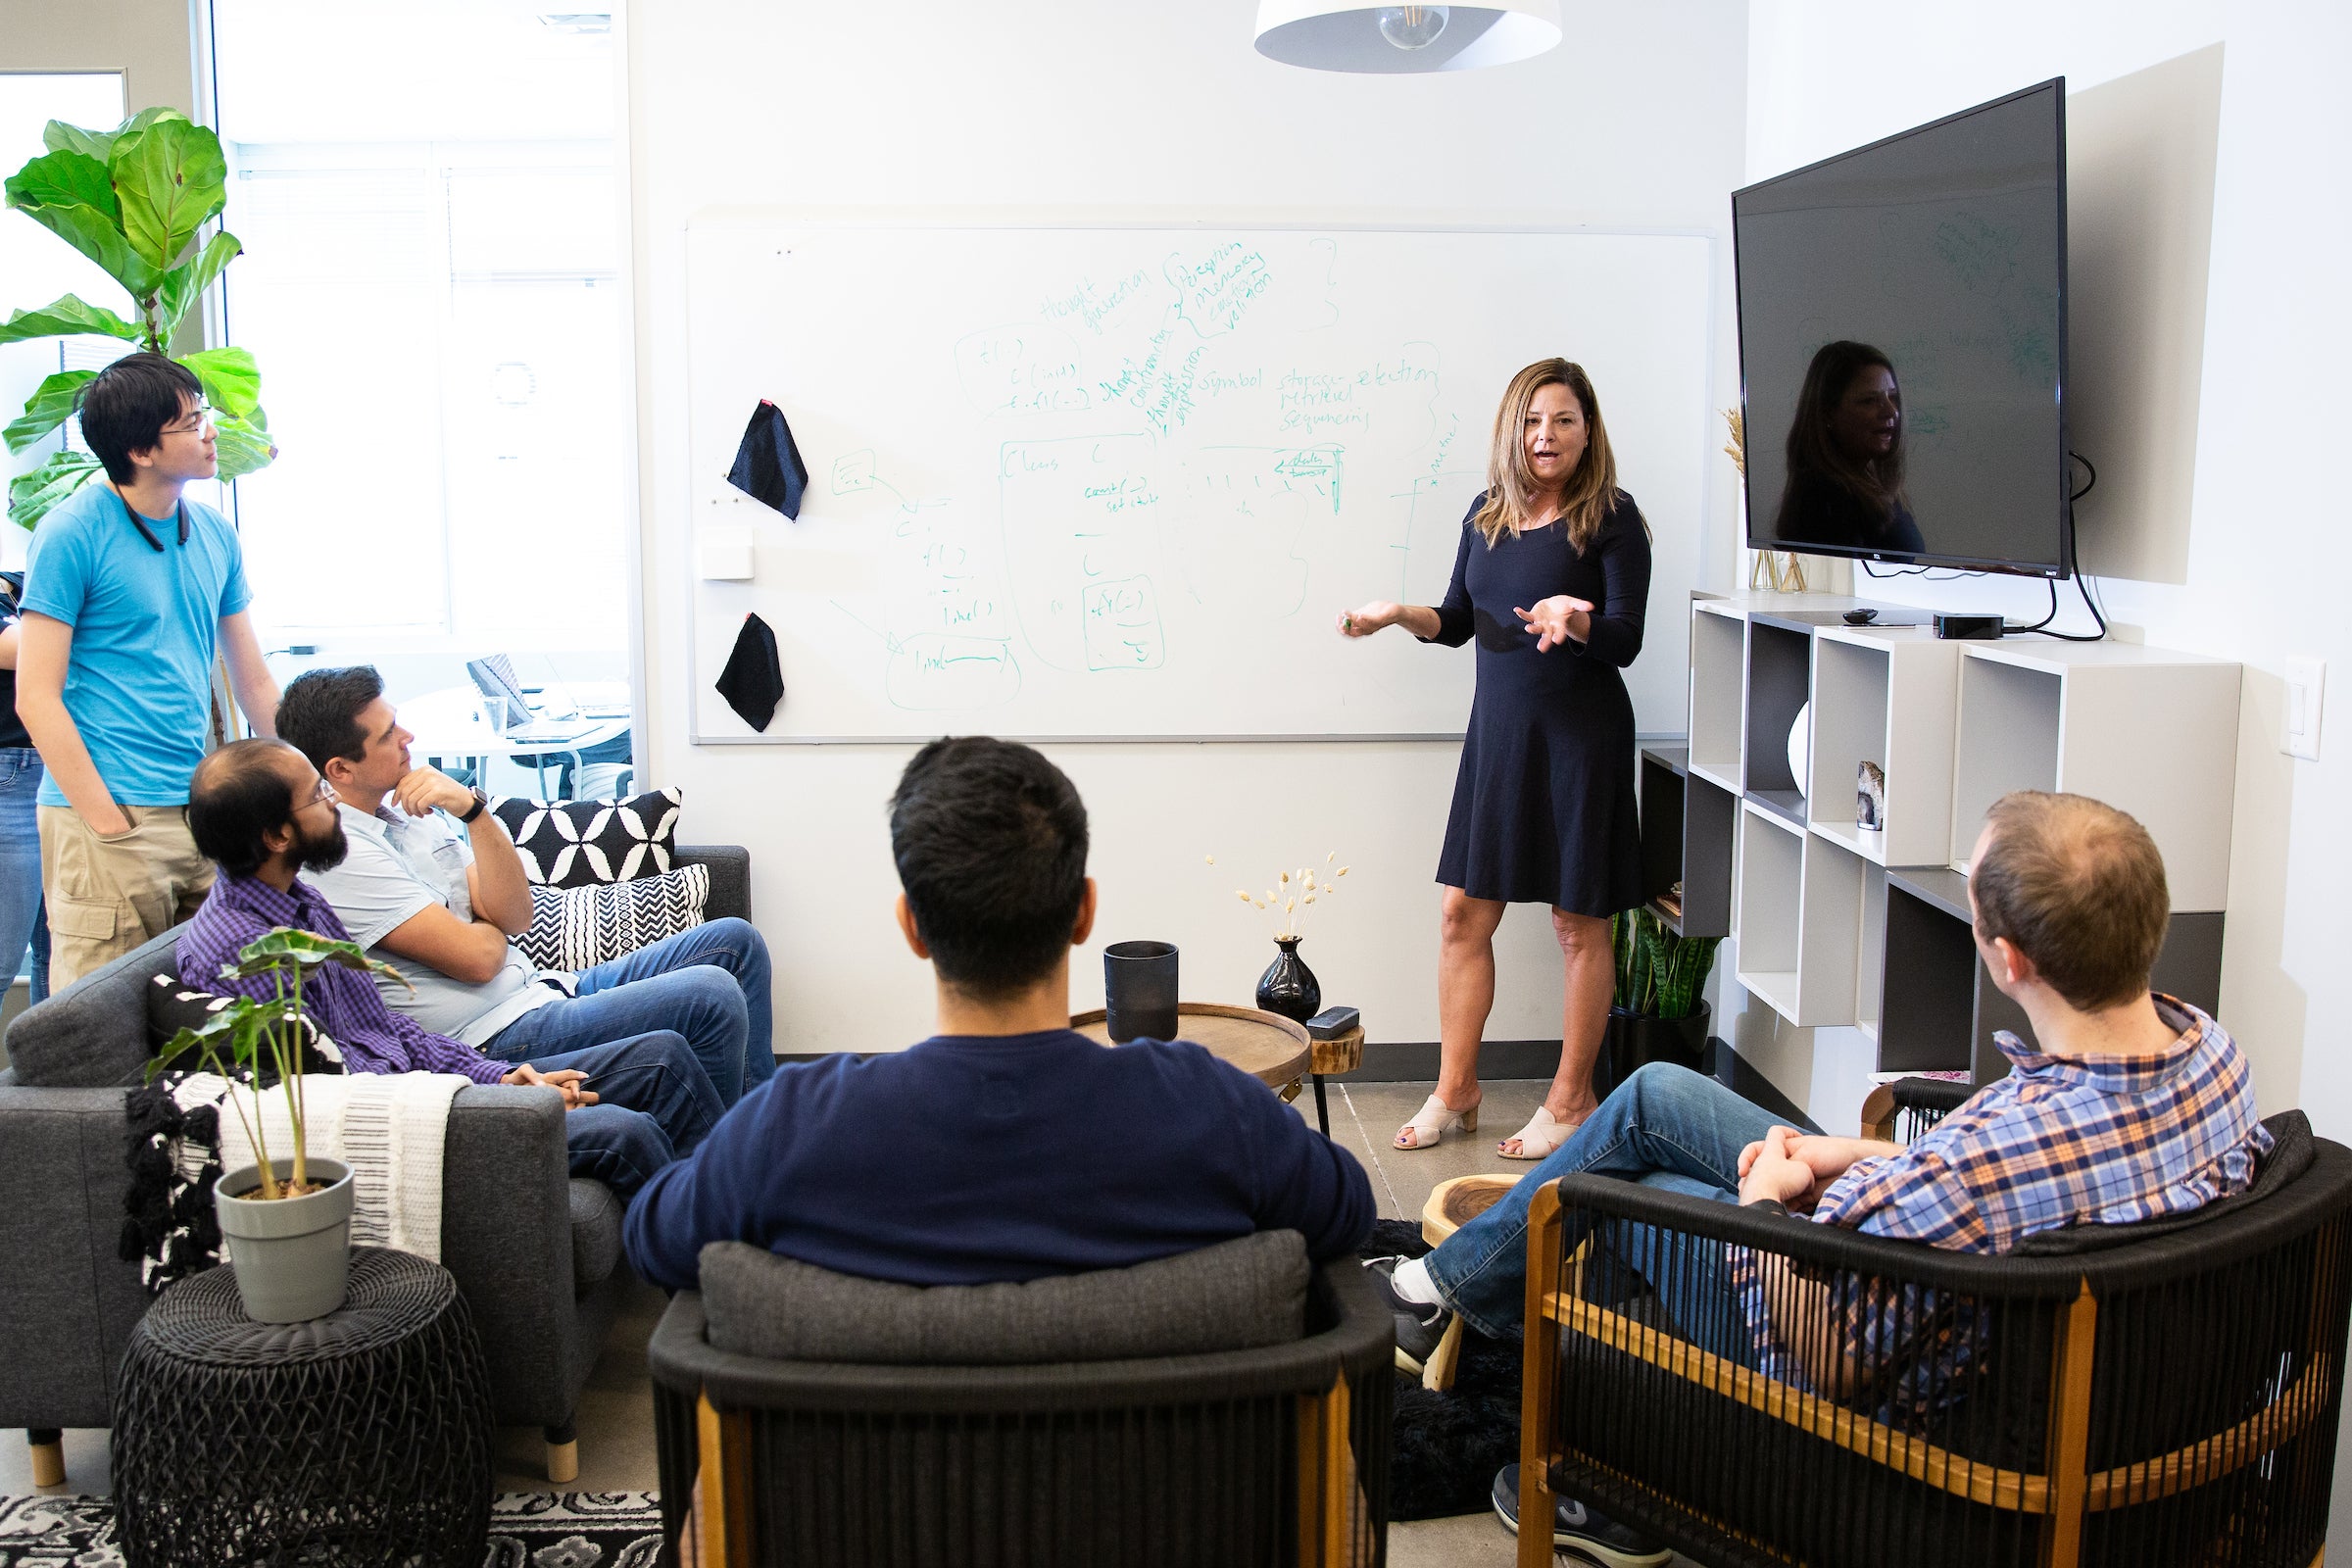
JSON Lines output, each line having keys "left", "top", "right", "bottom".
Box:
{"left": 15, "top": 354, "right": 281, "bottom": 988}
{"left": 622, "top": 736, "right": 1374, "bottom": 1290}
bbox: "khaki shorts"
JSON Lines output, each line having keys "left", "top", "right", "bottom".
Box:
{"left": 38, "top": 804, "right": 215, "bottom": 991}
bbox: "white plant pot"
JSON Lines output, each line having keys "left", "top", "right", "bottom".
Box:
{"left": 213, "top": 1156, "right": 355, "bottom": 1323}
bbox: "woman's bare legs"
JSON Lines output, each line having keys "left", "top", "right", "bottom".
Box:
{"left": 1496, "top": 908, "right": 1611, "bottom": 1156}
{"left": 1397, "top": 886, "right": 1506, "bottom": 1149}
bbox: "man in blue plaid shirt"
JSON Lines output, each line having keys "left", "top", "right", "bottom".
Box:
{"left": 1368, "top": 791, "right": 2270, "bottom": 1566}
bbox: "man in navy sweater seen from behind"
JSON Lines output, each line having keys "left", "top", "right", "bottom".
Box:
{"left": 622, "top": 735, "right": 1374, "bottom": 1289}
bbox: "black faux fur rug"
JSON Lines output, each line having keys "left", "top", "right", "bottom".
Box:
{"left": 1367, "top": 1218, "right": 1526, "bottom": 1520}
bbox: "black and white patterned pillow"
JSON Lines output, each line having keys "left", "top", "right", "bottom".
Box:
{"left": 145, "top": 975, "right": 347, "bottom": 1078}
{"left": 490, "top": 786, "right": 682, "bottom": 887}
{"left": 514, "top": 863, "right": 710, "bottom": 971}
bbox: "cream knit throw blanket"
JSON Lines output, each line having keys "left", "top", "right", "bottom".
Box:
{"left": 172, "top": 1070, "right": 466, "bottom": 1262}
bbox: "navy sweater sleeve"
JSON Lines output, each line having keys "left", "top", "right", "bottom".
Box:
{"left": 1568, "top": 496, "right": 1651, "bottom": 669}
{"left": 622, "top": 1065, "right": 797, "bottom": 1291}
{"left": 1215, "top": 1057, "right": 1376, "bottom": 1261}
{"left": 1421, "top": 508, "right": 1478, "bottom": 649}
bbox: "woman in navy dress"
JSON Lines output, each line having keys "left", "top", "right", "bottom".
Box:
{"left": 1339, "top": 360, "right": 1651, "bottom": 1160}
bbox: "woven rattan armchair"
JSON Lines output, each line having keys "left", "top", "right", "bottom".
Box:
{"left": 650, "top": 1258, "right": 1395, "bottom": 1567}
{"left": 1515, "top": 1110, "right": 2352, "bottom": 1568}
{"left": 1858, "top": 1074, "right": 1975, "bottom": 1144}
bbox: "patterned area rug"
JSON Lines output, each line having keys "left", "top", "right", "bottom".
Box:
{"left": 0, "top": 1490, "right": 664, "bottom": 1566}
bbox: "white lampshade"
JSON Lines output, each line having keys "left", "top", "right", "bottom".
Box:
{"left": 1253, "top": 1, "right": 1562, "bottom": 74}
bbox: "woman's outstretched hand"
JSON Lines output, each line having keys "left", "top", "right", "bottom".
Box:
{"left": 1515, "top": 595, "right": 1593, "bottom": 652}
{"left": 1336, "top": 601, "right": 1402, "bottom": 638}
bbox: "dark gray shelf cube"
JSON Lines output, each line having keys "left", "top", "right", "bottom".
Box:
{"left": 1878, "top": 871, "right": 1982, "bottom": 1075}
{"left": 1742, "top": 619, "right": 1812, "bottom": 796}
{"left": 1682, "top": 775, "right": 1735, "bottom": 941}
{"left": 1638, "top": 745, "right": 1731, "bottom": 941}
{"left": 1639, "top": 748, "right": 1686, "bottom": 916}
{"left": 1880, "top": 866, "right": 2228, "bottom": 1084}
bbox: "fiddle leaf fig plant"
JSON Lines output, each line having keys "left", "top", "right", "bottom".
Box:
{"left": 145, "top": 928, "right": 407, "bottom": 1200}
{"left": 2, "top": 106, "right": 276, "bottom": 529}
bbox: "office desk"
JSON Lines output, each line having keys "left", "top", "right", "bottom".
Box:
{"left": 400, "top": 686, "right": 629, "bottom": 799}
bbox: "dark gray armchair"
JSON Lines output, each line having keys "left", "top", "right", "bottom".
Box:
{"left": 650, "top": 1233, "right": 1396, "bottom": 1566}
{"left": 0, "top": 844, "right": 752, "bottom": 1490}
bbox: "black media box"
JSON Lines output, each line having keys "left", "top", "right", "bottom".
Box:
{"left": 1934, "top": 612, "right": 2005, "bottom": 641}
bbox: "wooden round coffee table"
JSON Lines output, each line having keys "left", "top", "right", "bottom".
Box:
{"left": 1070, "top": 1004, "right": 1311, "bottom": 1097}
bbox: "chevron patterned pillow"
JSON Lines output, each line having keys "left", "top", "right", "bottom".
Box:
{"left": 515, "top": 862, "right": 711, "bottom": 971}
{"left": 490, "top": 787, "right": 683, "bottom": 887}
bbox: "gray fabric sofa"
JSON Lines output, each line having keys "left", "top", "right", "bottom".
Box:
{"left": 0, "top": 844, "right": 752, "bottom": 1488}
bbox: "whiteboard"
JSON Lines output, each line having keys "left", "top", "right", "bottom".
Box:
{"left": 685, "top": 215, "right": 1714, "bottom": 741}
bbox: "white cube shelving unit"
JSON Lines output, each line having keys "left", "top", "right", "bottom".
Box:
{"left": 1806, "top": 627, "right": 1961, "bottom": 869}
{"left": 1735, "top": 802, "right": 1865, "bottom": 1029}
{"left": 1948, "top": 642, "right": 2241, "bottom": 910}
{"left": 1688, "top": 601, "right": 1747, "bottom": 796}
{"left": 1681, "top": 596, "right": 2239, "bottom": 1068}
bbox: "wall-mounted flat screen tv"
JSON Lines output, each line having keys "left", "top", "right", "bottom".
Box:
{"left": 1735, "top": 78, "right": 2070, "bottom": 577}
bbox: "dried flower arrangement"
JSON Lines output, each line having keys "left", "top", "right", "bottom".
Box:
{"left": 1205, "top": 850, "right": 1350, "bottom": 942}
{"left": 1728, "top": 405, "right": 1808, "bottom": 593}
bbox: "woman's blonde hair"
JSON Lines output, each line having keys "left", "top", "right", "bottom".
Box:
{"left": 1473, "top": 359, "right": 1621, "bottom": 552}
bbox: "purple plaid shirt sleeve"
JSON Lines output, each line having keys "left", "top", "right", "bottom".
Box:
{"left": 178, "top": 875, "right": 509, "bottom": 1085}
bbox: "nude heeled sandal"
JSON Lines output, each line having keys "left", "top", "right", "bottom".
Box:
{"left": 1498, "top": 1104, "right": 1581, "bottom": 1160}
{"left": 1395, "top": 1093, "right": 1478, "bottom": 1151}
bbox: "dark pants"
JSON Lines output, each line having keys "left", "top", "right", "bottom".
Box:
{"left": 524, "top": 1030, "right": 727, "bottom": 1200}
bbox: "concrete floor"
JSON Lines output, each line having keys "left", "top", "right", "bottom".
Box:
{"left": 4, "top": 1076, "right": 1694, "bottom": 1566}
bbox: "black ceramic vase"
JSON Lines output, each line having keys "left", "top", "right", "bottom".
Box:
{"left": 1255, "top": 937, "right": 1321, "bottom": 1023}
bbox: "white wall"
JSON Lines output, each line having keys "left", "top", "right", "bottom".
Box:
{"left": 1741, "top": 0, "right": 2352, "bottom": 1516}
{"left": 1738, "top": 0, "right": 2352, "bottom": 1133}
{"left": 622, "top": 1, "right": 1750, "bottom": 1055}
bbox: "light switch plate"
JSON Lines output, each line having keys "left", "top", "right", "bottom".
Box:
{"left": 2283, "top": 656, "right": 2325, "bottom": 761}
{"left": 697, "top": 526, "right": 757, "bottom": 582}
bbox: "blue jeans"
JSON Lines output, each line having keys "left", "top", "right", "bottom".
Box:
{"left": 479, "top": 918, "right": 774, "bottom": 1102}
{"left": 1423, "top": 1064, "right": 1823, "bottom": 1349}
{"left": 0, "top": 749, "right": 51, "bottom": 1004}
{"left": 520, "top": 1029, "right": 726, "bottom": 1200}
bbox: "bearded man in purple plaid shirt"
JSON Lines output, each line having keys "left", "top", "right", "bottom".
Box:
{"left": 1368, "top": 791, "right": 2271, "bottom": 1567}
{"left": 179, "top": 738, "right": 725, "bottom": 1200}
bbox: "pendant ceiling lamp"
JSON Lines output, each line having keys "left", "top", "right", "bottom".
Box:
{"left": 1253, "top": 2, "right": 1562, "bottom": 74}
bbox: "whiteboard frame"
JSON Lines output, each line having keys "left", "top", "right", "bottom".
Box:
{"left": 681, "top": 207, "right": 1721, "bottom": 746}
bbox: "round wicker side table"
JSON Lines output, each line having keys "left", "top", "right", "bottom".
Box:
{"left": 111, "top": 1246, "right": 495, "bottom": 1568}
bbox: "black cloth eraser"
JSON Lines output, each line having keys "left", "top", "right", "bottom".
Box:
{"left": 714, "top": 612, "right": 784, "bottom": 731}
{"left": 1304, "top": 1005, "right": 1360, "bottom": 1040}
{"left": 726, "top": 399, "right": 809, "bottom": 519}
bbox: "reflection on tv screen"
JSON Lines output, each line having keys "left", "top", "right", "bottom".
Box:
{"left": 1735, "top": 80, "right": 2067, "bottom": 575}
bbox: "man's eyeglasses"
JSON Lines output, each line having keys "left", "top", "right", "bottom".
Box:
{"left": 294, "top": 774, "right": 339, "bottom": 813}
{"left": 161, "top": 406, "right": 219, "bottom": 436}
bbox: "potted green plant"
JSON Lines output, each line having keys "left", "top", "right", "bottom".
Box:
{"left": 146, "top": 929, "right": 403, "bottom": 1323}
{"left": 1606, "top": 906, "right": 1721, "bottom": 1080}
{"left": 2, "top": 107, "right": 276, "bottom": 529}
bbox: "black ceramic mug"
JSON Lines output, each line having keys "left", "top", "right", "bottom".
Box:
{"left": 1103, "top": 940, "right": 1179, "bottom": 1044}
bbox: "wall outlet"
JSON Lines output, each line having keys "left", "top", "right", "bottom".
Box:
{"left": 2283, "top": 656, "right": 2325, "bottom": 761}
